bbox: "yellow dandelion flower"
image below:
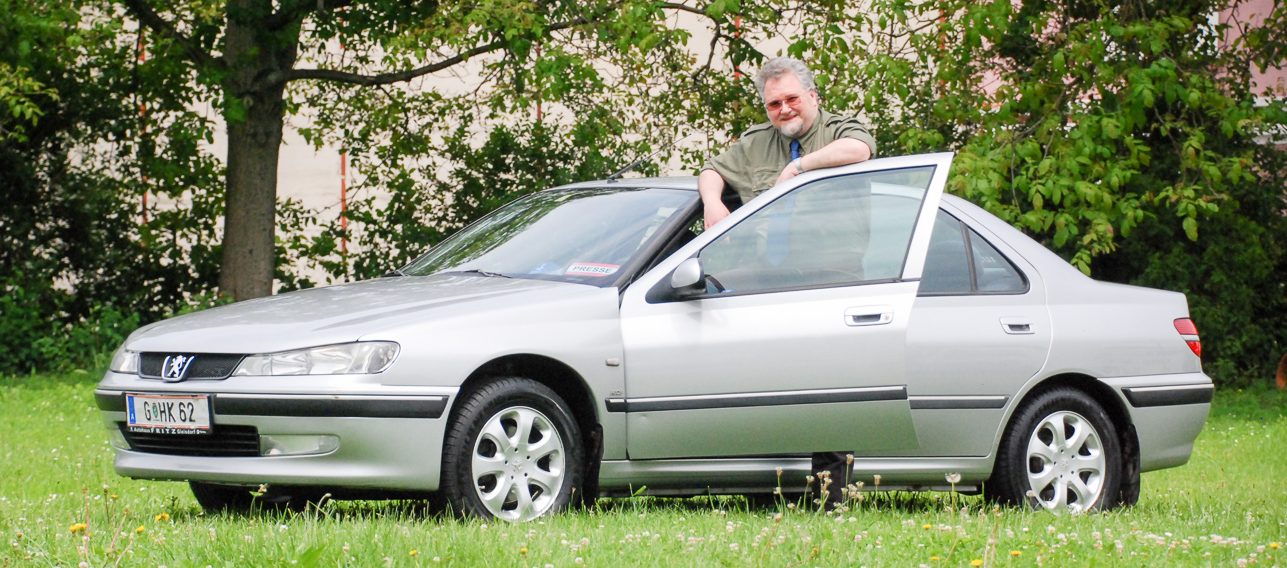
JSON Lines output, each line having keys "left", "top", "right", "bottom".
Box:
{"left": 1010, "top": 550, "right": 1022, "bottom": 557}
{"left": 520, "top": 547, "right": 528, "bottom": 555}
{"left": 923, "top": 523, "right": 932, "bottom": 530}
{"left": 410, "top": 549, "right": 419, "bottom": 557}
{"left": 69, "top": 523, "right": 88, "bottom": 534}
{"left": 971, "top": 559, "right": 983, "bottom": 567}
{"left": 154, "top": 512, "right": 170, "bottom": 522}
{"left": 929, "top": 556, "right": 941, "bottom": 561}
{"left": 135, "top": 526, "right": 146, "bottom": 534}
{"left": 1270, "top": 542, "right": 1281, "bottom": 550}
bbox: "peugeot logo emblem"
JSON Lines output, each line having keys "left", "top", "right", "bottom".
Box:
{"left": 162, "top": 354, "right": 196, "bottom": 382}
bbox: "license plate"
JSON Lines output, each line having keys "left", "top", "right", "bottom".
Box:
{"left": 126, "top": 393, "right": 212, "bottom": 435}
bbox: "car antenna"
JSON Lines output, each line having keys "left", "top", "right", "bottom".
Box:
{"left": 605, "top": 134, "right": 690, "bottom": 182}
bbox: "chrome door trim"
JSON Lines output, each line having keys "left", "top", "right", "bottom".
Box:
{"left": 605, "top": 385, "right": 907, "bottom": 412}
{"left": 907, "top": 395, "right": 1008, "bottom": 409}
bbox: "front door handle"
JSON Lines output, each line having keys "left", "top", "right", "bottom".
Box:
{"left": 845, "top": 306, "right": 893, "bottom": 327}
{"left": 1000, "top": 317, "right": 1035, "bottom": 335}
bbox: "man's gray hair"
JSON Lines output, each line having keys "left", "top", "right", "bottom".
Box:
{"left": 753, "top": 57, "right": 817, "bottom": 100}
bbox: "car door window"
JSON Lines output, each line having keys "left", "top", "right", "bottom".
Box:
{"left": 699, "top": 167, "right": 934, "bottom": 294}
{"left": 920, "top": 210, "right": 1027, "bottom": 295}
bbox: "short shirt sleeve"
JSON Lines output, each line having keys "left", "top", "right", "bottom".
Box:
{"left": 701, "top": 124, "right": 779, "bottom": 204}
{"left": 702, "top": 139, "right": 752, "bottom": 193}
{"left": 824, "top": 114, "right": 877, "bottom": 157}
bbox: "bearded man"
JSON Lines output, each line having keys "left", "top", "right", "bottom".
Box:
{"left": 697, "top": 57, "right": 877, "bottom": 508}
{"left": 699, "top": 57, "right": 876, "bottom": 228}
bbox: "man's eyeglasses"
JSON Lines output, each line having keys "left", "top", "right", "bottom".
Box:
{"left": 764, "top": 94, "right": 805, "bottom": 112}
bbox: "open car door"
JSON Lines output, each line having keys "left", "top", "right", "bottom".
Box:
{"left": 617, "top": 153, "right": 953, "bottom": 459}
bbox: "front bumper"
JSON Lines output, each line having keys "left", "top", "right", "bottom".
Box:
{"left": 95, "top": 372, "right": 458, "bottom": 491}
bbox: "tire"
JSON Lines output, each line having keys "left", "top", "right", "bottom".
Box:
{"left": 987, "top": 387, "right": 1122, "bottom": 513}
{"left": 440, "top": 378, "right": 584, "bottom": 522}
{"left": 189, "top": 482, "right": 323, "bottom": 514}
{"left": 189, "top": 481, "right": 254, "bottom": 513}
{"left": 1115, "top": 424, "right": 1141, "bottom": 507}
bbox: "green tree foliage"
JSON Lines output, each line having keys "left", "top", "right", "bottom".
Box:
{"left": 123, "top": 0, "right": 853, "bottom": 300}
{"left": 0, "top": 1, "right": 228, "bottom": 372}
{"left": 0, "top": 62, "right": 54, "bottom": 142}
{"left": 801, "top": 0, "right": 1284, "bottom": 382}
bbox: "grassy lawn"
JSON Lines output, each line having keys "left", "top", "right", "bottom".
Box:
{"left": 2, "top": 371, "right": 1283, "bottom": 567}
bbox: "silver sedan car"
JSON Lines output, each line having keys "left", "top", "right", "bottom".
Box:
{"left": 96, "top": 153, "right": 1213, "bottom": 520}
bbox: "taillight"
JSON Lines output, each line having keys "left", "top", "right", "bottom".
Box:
{"left": 1174, "top": 318, "right": 1201, "bottom": 358}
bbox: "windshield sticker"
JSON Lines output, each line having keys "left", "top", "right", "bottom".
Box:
{"left": 566, "top": 262, "right": 620, "bottom": 277}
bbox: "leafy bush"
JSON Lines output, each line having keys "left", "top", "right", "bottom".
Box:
{"left": 1095, "top": 147, "right": 1287, "bottom": 385}
{"left": 31, "top": 306, "right": 140, "bottom": 373}
{"left": 0, "top": 276, "right": 139, "bottom": 374}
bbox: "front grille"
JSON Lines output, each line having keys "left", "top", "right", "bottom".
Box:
{"left": 119, "top": 423, "right": 260, "bottom": 457}
{"left": 139, "top": 353, "right": 245, "bottom": 380}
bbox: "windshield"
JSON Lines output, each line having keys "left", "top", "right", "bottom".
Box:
{"left": 401, "top": 186, "right": 697, "bottom": 286}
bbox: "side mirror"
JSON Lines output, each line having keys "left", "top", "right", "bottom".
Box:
{"left": 670, "top": 257, "right": 705, "bottom": 294}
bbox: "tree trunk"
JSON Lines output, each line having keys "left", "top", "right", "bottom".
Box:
{"left": 217, "top": 0, "right": 299, "bottom": 301}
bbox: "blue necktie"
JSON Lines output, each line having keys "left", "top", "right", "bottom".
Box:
{"left": 767, "top": 140, "right": 802, "bottom": 266}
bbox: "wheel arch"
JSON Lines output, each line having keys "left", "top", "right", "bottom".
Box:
{"left": 998, "top": 372, "right": 1141, "bottom": 503}
{"left": 1020, "top": 374, "right": 1132, "bottom": 431}
{"left": 456, "top": 354, "right": 599, "bottom": 433}
{"left": 452, "top": 353, "right": 604, "bottom": 499}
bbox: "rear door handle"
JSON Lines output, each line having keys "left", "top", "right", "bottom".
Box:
{"left": 845, "top": 306, "right": 893, "bottom": 326}
{"left": 1000, "top": 317, "right": 1034, "bottom": 335}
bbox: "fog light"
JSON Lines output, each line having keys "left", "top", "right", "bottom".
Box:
{"left": 107, "top": 427, "right": 129, "bottom": 450}
{"left": 258, "top": 434, "right": 339, "bottom": 456}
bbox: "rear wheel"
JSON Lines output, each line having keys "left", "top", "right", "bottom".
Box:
{"left": 441, "top": 378, "right": 584, "bottom": 522}
{"left": 988, "top": 388, "right": 1121, "bottom": 514}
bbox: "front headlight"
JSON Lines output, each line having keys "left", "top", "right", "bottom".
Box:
{"left": 232, "top": 342, "right": 400, "bottom": 376}
{"left": 109, "top": 348, "right": 139, "bottom": 374}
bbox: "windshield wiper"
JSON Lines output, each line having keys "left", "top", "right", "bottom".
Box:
{"left": 447, "top": 269, "right": 512, "bottom": 279}
{"left": 382, "top": 268, "right": 407, "bottom": 277}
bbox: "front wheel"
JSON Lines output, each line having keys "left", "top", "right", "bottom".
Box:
{"left": 441, "top": 378, "right": 584, "bottom": 522}
{"left": 987, "top": 388, "right": 1122, "bottom": 514}
{"left": 188, "top": 482, "right": 322, "bottom": 514}
{"left": 189, "top": 481, "right": 254, "bottom": 513}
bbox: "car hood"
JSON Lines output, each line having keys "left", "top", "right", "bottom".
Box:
{"left": 125, "top": 274, "right": 601, "bottom": 354}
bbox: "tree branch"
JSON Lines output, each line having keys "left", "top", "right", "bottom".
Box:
{"left": 266, "top": 0, "right": 354, "bottom": 30}
{"left": 121, "top": 0, "right": 221, "bottom": 71}
{"left": 279, "top": 39, "right": 509, "bottom": 87}
{"left": 272, "top": 7, "right": 618, "bottom": 89}
{"left": 690, "top": 27, "right": 724, "bottom": 82}
{"left": 657, "top": 1, "right": 708, "bottom": 18}
{"left": 271, "top": 1, "right": 750, "bottom": 92}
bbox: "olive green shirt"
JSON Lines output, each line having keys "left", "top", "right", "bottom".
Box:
{"left": 702, "top": 110, "right": 877, "bottom": 205}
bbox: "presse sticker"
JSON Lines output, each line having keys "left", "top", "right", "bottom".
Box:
{"left": 565, "top": 262, "right": 619, "bottom": 277}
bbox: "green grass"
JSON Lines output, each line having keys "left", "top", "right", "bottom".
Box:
{"left": 2, "top": 371, "right": 1283, "bottom": 567}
